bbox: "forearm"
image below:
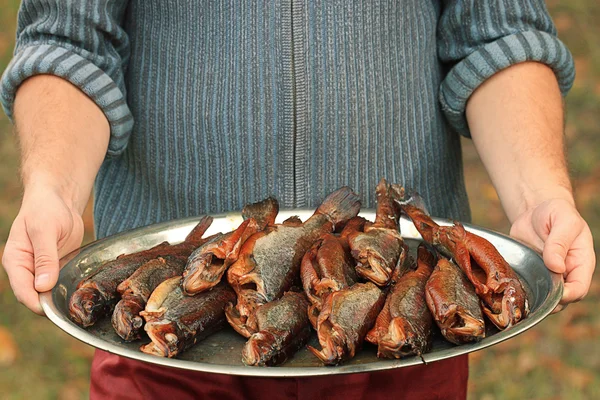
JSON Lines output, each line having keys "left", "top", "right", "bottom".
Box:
{"left": 465, "top": 62, "right": 573, "bottom": 222}
{"left": 14, "top": 75, "right": 110, "bottom": 214}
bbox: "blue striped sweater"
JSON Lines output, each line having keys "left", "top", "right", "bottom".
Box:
{"left": 1, "top": 1, "right": 574, "bottom": 239}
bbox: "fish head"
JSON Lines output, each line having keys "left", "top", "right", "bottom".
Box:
{"left": 483, "top": 285, "right": 528, "bottom": 330}
{"left": 112, "top": 297, "right": 145, "bottom": 341}
{"left": 237, "top": 290, "right": 267, "bottom": 320}
{"left": 242, "top": 330, "right": 278, "bottom": 366}
{"left": 307, "top": 320, "right": 350, "bottom": 365}
{"left": 350, "top": 232, "right": 391, "bottom": 286}
{"left": 143, "top": 319, "right": 181, "bottom": 358}
{"left": 182, "top": 253, "right": 219, "bottom": 295}
{"left": 68, "top": 287, "right": 105, "bottom": 327}
{"left": 378, "top": 318, "right": 428, "bottom": 358}
{"left": 442, "top": 308, "right": 486, "bottom": 344}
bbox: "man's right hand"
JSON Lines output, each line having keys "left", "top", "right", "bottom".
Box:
{"left": 1, "top": 75, "right": 111, "bottom": 314}
{"left": 3, "top": 184, "right": 84, "bottom": 314}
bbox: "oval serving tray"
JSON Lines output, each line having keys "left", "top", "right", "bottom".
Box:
{"left": 40, "top": 210, "right": 562, "bottom": 377}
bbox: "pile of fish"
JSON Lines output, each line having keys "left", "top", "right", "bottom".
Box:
{"left": 68, "top": 179, "right": 529, "bottom": 366}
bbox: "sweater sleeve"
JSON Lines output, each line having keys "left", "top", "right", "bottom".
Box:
{"left": 437, "top": 0, "right": 575, "bottom": 136}
{"left": 0, "top": 0, "right": 133, "bottom": 157}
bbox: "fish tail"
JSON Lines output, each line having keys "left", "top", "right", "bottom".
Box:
{"left": 394, "top": 190, "right": 430, "bottom": 216}
{"left": 316, "top": 187, "right": 361, "bottom": 229}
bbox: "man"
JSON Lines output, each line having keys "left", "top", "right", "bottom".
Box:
{"left": 1, "top": 1, "right": 595, "bottom": 399}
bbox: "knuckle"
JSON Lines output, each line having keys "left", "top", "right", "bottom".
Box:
{"left": 34, "top": 253, "right": 56, "bottom": 270}
{"left": 551, "top": 240, "right": 569, "bottom": 254}
{"left": 27, "top": 221, "right": 47, "bottom": 238}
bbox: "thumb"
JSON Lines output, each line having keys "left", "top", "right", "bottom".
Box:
{"left": 534, "top": 209, "right": 583, "bottom": 275}
{"left": 27, "top": 222, "right": 60, "bottom": 292}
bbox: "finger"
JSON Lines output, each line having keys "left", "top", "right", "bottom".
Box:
{"left": 26, "top": 220, "right": 60, "bottom": 292}
{"left": 551, "top": 303, "right": 567, "bottom": 314}
{"left": 560, "top": 230, "right": 596, "bottom": 305}
{"left": 534, "top": 212, "right": 583, "bottom": 275}
{"left": 2, "top": 243, "right": 44, "bottom": 315}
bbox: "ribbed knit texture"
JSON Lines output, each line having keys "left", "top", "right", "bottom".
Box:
{"left": 1, "top": 1, "right": 575, "bottom": 239}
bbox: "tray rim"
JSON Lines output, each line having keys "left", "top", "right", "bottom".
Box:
{"left": 39, "top": 210, "right": 563, "bottom": 377}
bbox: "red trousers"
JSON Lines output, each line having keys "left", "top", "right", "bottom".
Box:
{"left": 90, "top": 350, "right": 468, "bottom": 400}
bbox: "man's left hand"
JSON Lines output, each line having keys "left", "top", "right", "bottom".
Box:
{"left": 509, "top": 198, "right": 595, "bottom": 312}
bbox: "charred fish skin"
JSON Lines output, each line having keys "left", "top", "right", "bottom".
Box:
{"left": 308, "top": 282, "right": 386, "bottom": 366}
{"left": 68, "top": 217, "right": 213, "bottom": 328}
{"left": 117, "top": 256, "right": 186, "bottom": 299}
{"left": 367, "top": 245, "right": 435, "bottom": 359}
{"left": 242, "top": 291, "right": 311, "bottom": 367}
{"left": 399, "top": 201, "right": 528, "bottom": 329}
{"left": 426, "top": 258, "right": 485, "bottom": 345}
{"left": 140, "top": 282, "right": 236, "bottom": 358}
{"left": 112, "top": 256, "right": 186, "bottom": 341}
{"left": 227, "top": 187, "right": 361, "bottom": 328}
{"left": 348, "top": 179, "right": 404, "bottom": 287}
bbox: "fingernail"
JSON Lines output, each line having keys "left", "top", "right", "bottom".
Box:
{"left": 35, "top": 273, "right": 49, "bottom": 287}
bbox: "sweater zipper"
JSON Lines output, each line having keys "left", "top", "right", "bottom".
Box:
{"left": 290, "top": 0, "right": 307, "bottom": 206}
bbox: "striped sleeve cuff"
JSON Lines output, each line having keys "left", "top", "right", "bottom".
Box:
{"left": 439, "top": 31, "right": 575, "bottom": 137}
{"left": 0, "top": 44, "right": 133, "bottom": 156}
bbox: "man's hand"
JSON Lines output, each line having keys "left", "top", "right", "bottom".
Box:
{"left": 3, "top": 185, "right": 84, "bottom": 315}
{"left": 1, "top": 75, "right": 110, "bottom": 314}
{"left": 466, "top": 62, "right": 596, "bottom": 309}
{"left": 509, "top": 198, "right": 595, "bottom": 311}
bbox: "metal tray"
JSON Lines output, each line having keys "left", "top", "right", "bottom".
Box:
{"left": 40, "top": 210, "right": 563, "bottom": 377}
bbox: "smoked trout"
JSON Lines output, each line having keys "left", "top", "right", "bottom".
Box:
{"left": 140, "top": 279, "right": 236, "bottom": 358}
{"left": 68, "top": 216, "right": 213, "bottom": 327}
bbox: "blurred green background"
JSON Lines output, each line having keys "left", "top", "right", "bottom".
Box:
{"left": 0, "top": 1, "right": 598, "bottom": 399}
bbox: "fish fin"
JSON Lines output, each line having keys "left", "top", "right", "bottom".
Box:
{"left": 282, "top": 215, "right": 303, "bottom": 226}
{"left": 315, "top": 187, "right": 361, "bottom": 229}
{"left": 416, "top": 244, "right": 436, "bottom": 274}
{"left": 184, "top": 216, "right": 214, "bottom": 244}
{"left": 242, "top": 197, "right": 279, "bottom": 228}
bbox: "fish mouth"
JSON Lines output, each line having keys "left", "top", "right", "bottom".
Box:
{"left": 225, "top": 302, "right": 257, "bottom": 338}
{"left": 378, "top": 318, "right": 425, "bottom": 359}
{"left": 112, "top": 297, "right": 145, "bottom": 341}
{"left": 140, "top": 319, "right": 180, "bottom": 358}
{"left": 441, "top": 308, "right": 485, "bottom": 344}
{"left": 483, "top": 287, "right": 525, "bottom": 330}
{"left": 68, "top": 287, "right": 104, "bottom": 327}
{"left": 182, "top": 253, "right": 220, "bottom": 295}
{"left": 313, "top": 278, "right": 343, "bottom": 298}
{"left": 308, "top": 320, "right": 349, "bottom": 365}
{"left": 242, "top": 331, "right": 277, "bottom": 366}
{"left": 355, "top": 254, "right": 392, "bottom": 287}
{"left": 307, "top": 303, "right": 320, "bottom": 330}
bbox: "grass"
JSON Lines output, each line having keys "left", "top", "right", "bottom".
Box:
{"left": 0, "top": 1, "right": 598, "bottom": 399}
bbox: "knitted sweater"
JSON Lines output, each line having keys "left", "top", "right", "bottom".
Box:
{"left": 1, "top": 1, "right": 574, "bottom": 239}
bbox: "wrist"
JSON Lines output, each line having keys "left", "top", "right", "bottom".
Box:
{"left": 22, "top": 171, "right": 90, "bottom": 215}
{"left": 510, "top": 182, "right": 574, "bottom": 222}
